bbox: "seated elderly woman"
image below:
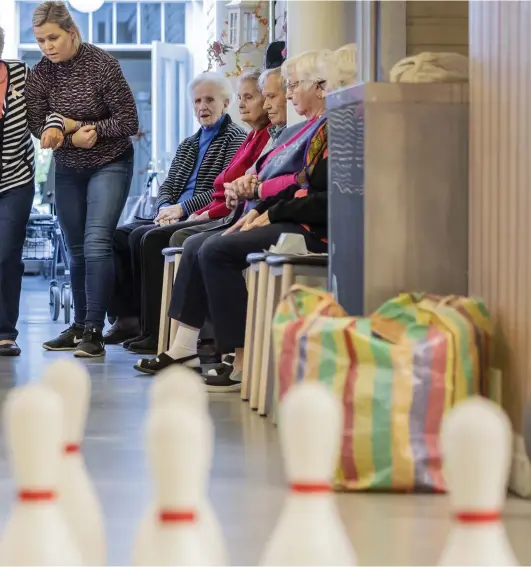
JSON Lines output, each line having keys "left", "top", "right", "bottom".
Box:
{"left": 134, "top": 48, "right": 345, "bottom": 385}
{"left": 106, "top": 69, "right": 271, "bottom": 353}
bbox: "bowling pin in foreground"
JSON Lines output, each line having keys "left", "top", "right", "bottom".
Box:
{"left": 259, "top": 381, "right": 356, "bottom": 566}
{"left": 139, "top": 402, "right": 214, "bottom": 565}
{"left": 132, "top": 366, "right": 228, "bottom": 565}
{"left": 438, "top": 396, "right": 518, "bottom": 566}
{"left": 0, "top": 383, "right": 82, "bottom": 566}
{"left": 41, "top": 359, "right": 106, "bottom": 565}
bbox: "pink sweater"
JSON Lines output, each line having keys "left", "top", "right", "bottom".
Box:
{"left": 257, "top": 117, "right": 320, "bottom": 198}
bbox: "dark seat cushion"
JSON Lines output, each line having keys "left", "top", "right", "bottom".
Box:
{"left": 246, "top": 252, "right": 269, "bottom": 264}
{"left": 162, "top": 246, "right": 184, "bottom": 257}
{"left": 265, "top": 253, "right": 328, "bottom": 267}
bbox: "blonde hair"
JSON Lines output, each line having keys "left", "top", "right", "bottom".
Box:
{"left": 32, "top": 1, "right": 82, "bottom": 49}
{"left": 323, "top": 43, "right": 358, "bottom": 92}
{"left": 281, "top": 49, "right": 329, "bottom": 90}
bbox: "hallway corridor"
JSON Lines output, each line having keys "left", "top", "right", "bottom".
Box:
{"left": 0, "top": 277, "right": 530, "bottom": 565}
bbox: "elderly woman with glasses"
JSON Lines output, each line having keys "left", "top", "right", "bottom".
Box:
{"left": 0, "top": 27, "right": 36, "bottom": 357}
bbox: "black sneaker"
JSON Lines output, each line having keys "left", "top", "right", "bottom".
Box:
{"left": 74, "top": 327, "right": 105, "bottom": 358}
{"left": 43, "top": 324, "right": 85, "bottom": 351}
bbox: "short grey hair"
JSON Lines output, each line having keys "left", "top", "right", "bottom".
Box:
{"left": 0, "top": 26, "right": 5, "bottom": 58}
{"left": 238, "top": 68, "right": 262, "bottom": 87}
{"left": 187, "top": 71, "right": 234, "bottom": 104}
{"left": 258, "top": 67, "right": 284, "bottom": 91}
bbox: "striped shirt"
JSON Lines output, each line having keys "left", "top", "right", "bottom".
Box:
{"left": 155, "top": 113, "right": 247, "bottom": 213}
{"left": 0, "top": 60, "right": 35, "bottom": 193}
{"left": 25, "top": 43, "right": 139, "bottom": 169}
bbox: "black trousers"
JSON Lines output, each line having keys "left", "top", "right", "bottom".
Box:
{"left": 0, "top": 182, "right": 34, "bottom": 341}
{"left": 168, "top": 223, "right": 328, "bottom": 353}
{"left": 110, "top": 218, "right": 211, "bottom": 338}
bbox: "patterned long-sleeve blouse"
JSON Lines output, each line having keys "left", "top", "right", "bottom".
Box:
{"left": 25, "top": 43, "right": 139, "bottom": 169}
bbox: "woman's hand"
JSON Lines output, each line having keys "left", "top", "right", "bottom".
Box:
{"left": 233, "top": 174, "right": 258, "bottom": 200}
{"left": 72, "top": 125, "right": 97, "bottom": 149}
{"left": 224, "top": 183, "right": 239, "bottom": 210}
{"left": 241, "top": 211, "right": 270, "bottom": 232}
{"left": 223, "top": 210, "right": 259, "bottom": 235}
{"left": 40, "top": 128, "right": 64, "bottom": 150}
{"left": 155, "top": 204, "right": 184, "bottom": 225}
{"left": 188, "top": 211, "right": 209, "bottom": 221}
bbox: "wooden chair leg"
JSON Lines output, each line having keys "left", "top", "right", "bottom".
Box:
{"left": 241, "top": 266, "right": 258, "bottom": 401}
{"left": 157, "top": 257, "right": 175, "bottom": 354}
{"left": 249, "top": 262, "right": 269, "bottom": 410}
{"left": 258, "top": 270, "right": 282, "bottom": 416}
{"left": 168, "top": 255, "right": 181, "bottom": 347}
{"left": 272, "top": 263, "right": 296, "bottom": 426}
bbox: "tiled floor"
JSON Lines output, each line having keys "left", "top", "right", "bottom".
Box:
{"left": 0, "top": 276, "right": 530, "bottom": 565}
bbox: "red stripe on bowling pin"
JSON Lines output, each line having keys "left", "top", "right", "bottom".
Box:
{"left": 18, "top": 490, "right": 56, "bottom": 501}
{"left": 290, "top": 483, "right": 331, "bottom": 493}
{"left": 455, "top": 511, "right": 501, "bottom": 523}
{"left": 159, "top": 510, "right": 197, "bottom": 523}
{"left": 64, "top": 443, "right": 80, "bottom": 453}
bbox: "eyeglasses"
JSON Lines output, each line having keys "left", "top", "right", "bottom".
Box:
{"left": 285, "top": 79, "right": 327, "bottom": 92}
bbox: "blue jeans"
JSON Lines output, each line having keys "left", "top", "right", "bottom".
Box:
{"left": 55, "top": 152, "right": 133, "bottom": 330}
{"left": 0, "top": 182, "right": 35, "bottom": 341}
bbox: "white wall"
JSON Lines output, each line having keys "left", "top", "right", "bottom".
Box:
{"left": 0, "top": 0, "right": 18, "bottom": 59}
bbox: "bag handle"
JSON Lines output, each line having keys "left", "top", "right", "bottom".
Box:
{"left": 283, "top": 284, "right": 338, "bottom": 319}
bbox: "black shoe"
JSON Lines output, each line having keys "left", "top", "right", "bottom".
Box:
{"left": 74, "top": 327, "right": 106, "bottom": 358}
{"left": 123, "top": 334, "right": 147, "bottom": 349}
{"left": 134, "top": 353, "right": 201, "bottom": 376}
{"left": 43, "top": 324, "right": 85, "bottom": 351}
{"left": 203, "top": 362, "right": 242, "bottom": 393}
{"left": 103, "top": 327, "right": 140, "bottom": 345}
{"left": 0, "top": 342, "right": 21, "bottom": 356}
{"left": 128, "top": 336, "right": 158, "bottom": 355}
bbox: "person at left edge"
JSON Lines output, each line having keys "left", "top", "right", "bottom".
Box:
{"left": 25, "top": 0, "right": 139, "bottom": 358}
{"left": 0, "top": 26, "right": 36, "bottom": 357}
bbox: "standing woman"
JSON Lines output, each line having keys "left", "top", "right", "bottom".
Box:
{"left": 0, "top": 27, "right": 36, "bottom": 357}
{"left": 26, "top": 0, "right": 139, "bottom": 358}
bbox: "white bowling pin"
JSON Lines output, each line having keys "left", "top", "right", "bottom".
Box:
{"left": 438, "top": 396, "right": 518, "bottom": 566}
{"left": 133, "top": 366, "right": 228, "bottom": 566}
{"left": 139, "top": 403, "right": 214, "bottom": 565}
{"left": 259, "top": 381, "right": 356, "bottom": 566}
{"left": 0, "top": 383, "right": 83, "bottom": 566}
{"left": 41, "top": 359, "right": 106, "bottom": 565}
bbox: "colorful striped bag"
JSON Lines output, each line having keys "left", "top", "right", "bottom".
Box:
{"left": 272, "top": 286, "right": 493, "bottom": 492}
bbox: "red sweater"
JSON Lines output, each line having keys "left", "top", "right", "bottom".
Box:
{"left": 196, "top": 125, "right": 271, "bottom": 219}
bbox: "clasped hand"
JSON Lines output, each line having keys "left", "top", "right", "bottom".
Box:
{"left": 154, "top": 204, "right": 184, "bottom": 226}
{"left": 40, "top": 124, "right": 97, "bottom": 151}
{"left": 223, "top": 209, "right": 270, "bottom": 235}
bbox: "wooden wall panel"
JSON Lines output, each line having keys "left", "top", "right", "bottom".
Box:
{"left": 406, "top": 1, "right": 469, "bottom": 56}
{"left": 469, "top": 0, "right": 531, "bottom": 431}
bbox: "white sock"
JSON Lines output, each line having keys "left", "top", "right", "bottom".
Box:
{"left": 166, "top": 324, "right": 200, "bottom": 365}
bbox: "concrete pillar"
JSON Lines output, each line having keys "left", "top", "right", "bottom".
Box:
{"left": 285, "top": 0, "right": 349, "bottom": 125}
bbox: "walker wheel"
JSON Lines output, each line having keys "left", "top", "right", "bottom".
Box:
{"left": 49, "top": 285, "right": 61, "bottom": 321}
{"left": 61, "top": 284, "right": 72, "bottom": 325}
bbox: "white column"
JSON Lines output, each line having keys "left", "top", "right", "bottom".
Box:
{"left": 286, "top": 0, "right": 349, "bottom": 125}
{"left": 0, "top": 0, "right": 18, "bottom": 59}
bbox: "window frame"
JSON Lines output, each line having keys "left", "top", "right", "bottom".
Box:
{"left": 16, "top": 0, "right": 187, "bottom": 51}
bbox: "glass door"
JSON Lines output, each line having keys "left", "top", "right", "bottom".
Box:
{"left": 151, "top": 41, "right": 192, "bottom": 196}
